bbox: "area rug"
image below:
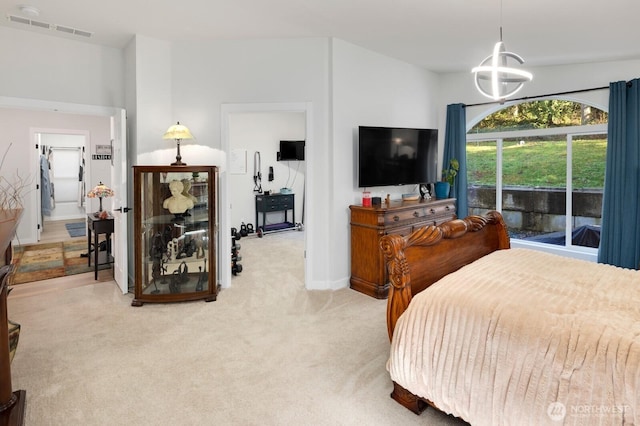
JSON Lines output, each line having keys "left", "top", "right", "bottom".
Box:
{"left": 10, "top": 240, "right": 110, "bottom": 285}
{"left": 64, "top": 222, "right": 86, "bottom": 238}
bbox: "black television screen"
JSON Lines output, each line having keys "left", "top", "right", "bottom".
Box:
{"left": 358, "top": 126, "right": 438, "bottom": 188}
{"left": 278, "top": 140, "right": 305, "bottom": 161}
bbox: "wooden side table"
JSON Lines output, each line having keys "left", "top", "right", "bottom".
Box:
{"left": 1, "top": 268, "right": 26, "bottom": 426}
{"left": 1, "top": 211, "right": 26, "bottom": 426}
{"left": 87, "top": 215, "right": 114, "bottom": 280}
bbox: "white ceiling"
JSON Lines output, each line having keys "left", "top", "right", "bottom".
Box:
{"left": 2, "top": 0, "right": 640, "bottom": 73}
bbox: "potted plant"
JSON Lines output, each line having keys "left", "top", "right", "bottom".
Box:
{"left": 435, "top": 158, "right": 459, "bottom": 199}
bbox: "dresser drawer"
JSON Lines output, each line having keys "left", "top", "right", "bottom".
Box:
{"left": 383, "top": 208, "right": 425, "bottom": 226}
{"left": 256, "top": 194, "right": 294, "bottom": 211}
{"left": 384, "top": 225, "right": 413, "bottom": 237}
{"left": 381, "top": 201, "right": 456, "bottom": 227}
{"left": 429, "top": 202, "right": 456, "bottom": 223}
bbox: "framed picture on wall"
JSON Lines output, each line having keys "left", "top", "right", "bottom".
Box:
{"left": 229, "top": 149, "right": 247, "bottom": 174}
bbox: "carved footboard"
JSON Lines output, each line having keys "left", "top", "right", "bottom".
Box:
{"left": 379, "top": 211, "right": 510, "bottom": 417}
{"left": 380, "top": 211, "right": 510, "bottom": 341}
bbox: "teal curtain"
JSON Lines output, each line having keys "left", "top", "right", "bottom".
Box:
{"left": 598, "top": 79, "right": 640, "bottom": 268}
{"left": 443, "top": 103, "right": 468, "bottom": 218}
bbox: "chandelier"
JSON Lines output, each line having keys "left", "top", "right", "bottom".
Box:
{"left": 471, "top": 4, "right": 532, "bottom": 101}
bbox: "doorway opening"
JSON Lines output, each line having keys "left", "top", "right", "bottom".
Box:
{"left": 36, "top": 131, "right": 88, "bottom": 242}
{"left": 1, "top": 97, "right": 128, "bottom": 293}
{"left": 220, "top": 102, "right": 313, "bottom": 290}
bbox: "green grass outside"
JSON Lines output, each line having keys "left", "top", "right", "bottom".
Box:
{"left": 467, "top": 139, "right": 607, "bottom": 189}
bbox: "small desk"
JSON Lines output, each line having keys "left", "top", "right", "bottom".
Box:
{"left": 255, "top": 193, "right": 295, "bottom": 234}
{"left": 87, "top": 215, "right": 114, "bottom": 280}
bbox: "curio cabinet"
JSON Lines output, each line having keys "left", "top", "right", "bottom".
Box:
{"left": 132, "top": 165, "right": 218, "bottom": 306}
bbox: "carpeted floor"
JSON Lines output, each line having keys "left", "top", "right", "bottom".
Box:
{"left": 8, "top": 230, "right": 467, "bottom": 426}
{"left": 11, "top": 240, "right": 110, "bottom": 284}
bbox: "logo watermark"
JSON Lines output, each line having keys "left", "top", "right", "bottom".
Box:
{"left": 547, "top": 402, "right": 566, "bottom": 422}
{"left": 547, "top": 402, "right": 629, "bottom": 422}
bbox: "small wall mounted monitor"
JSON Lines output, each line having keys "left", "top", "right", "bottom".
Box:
{"left": 278, "top": 140, "right": 305, "bottom": 161}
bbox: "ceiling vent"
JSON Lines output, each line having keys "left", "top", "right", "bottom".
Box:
{"left": 55, "top": 25, "right": 92, "bottom": 38}
{"left": 6, "top": 14, "right": 92, "bottom": 38}
{"left": 8, "top": 14, "right": 51, "bottom": 30}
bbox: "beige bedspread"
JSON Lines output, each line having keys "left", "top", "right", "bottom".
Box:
{"left": 388, "top": 248, "right": 640, "bottom": 425}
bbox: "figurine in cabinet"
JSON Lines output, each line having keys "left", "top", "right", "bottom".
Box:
{"left": 181, "top": 179, "right": 198, "bottom": 203}
{"left": 163, "top": 180, "right": 194, "bottom": 214}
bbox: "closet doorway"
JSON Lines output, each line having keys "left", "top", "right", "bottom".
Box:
{"left": 36, "top": 131, "right": 88, "bottom": 242}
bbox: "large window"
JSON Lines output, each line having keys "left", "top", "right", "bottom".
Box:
{"left": 466, "top": 100, "right": 607, "bottom": 256}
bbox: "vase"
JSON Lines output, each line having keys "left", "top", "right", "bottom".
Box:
{"left": 434, "top": 182, "right": 451, "bottom": 199}
{"left": 0, "top": 209, "right": 23, "bottom": 255}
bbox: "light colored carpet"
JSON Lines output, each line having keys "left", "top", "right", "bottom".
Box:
{"left": 7, "top": 230, "right": 467, "bottom": 425}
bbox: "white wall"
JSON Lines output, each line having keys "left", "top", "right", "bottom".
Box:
{"left": 0, "top": 27, "right": 124, "bottom": 244}
{"left": 0, "top": 27, "right": 124, "bottom": 107}
{"left": 151, "top": 37, "right": 331, "bottom": 290}
{"left": 128, "top": 35, "right": 173, "bottom": 162}
{"left": 228, "top": 112, "right": 306, "bottom": 229}
{"left": 330, "top": 38, "right": 441, "bottom": 289}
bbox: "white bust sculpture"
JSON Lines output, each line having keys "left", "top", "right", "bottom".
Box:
{"left": 181, "top": 179, "right": 198, "bottom": 203}
{"left": 163, "top": 180, "right": 194, "bottom": 214}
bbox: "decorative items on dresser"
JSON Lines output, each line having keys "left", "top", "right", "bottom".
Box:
{"left": 132, "top": 166, "right": 218, "bottom": 306}
{"left": 349, "top": 197, "right": 456, "bottom": 299}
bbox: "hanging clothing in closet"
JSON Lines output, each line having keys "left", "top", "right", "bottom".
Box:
{"left": 40, "top": 151, "right": 53, "bottom": 216}
{"left": 78, "top": 147, "right": 85, "bottom": 207}
{"left": 47, "top": 148, "right": 56, "bottom": 210}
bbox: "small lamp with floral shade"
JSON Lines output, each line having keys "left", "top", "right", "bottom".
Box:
{"left": 87, "top": 182, "right": 114, "bottom": 218}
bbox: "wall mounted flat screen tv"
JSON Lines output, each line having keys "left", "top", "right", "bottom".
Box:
{"left": 278, "top": 140, "right": 305, "bottom": 161}
{"left": 358, "top": 126, "right": 438, "bottom": 188}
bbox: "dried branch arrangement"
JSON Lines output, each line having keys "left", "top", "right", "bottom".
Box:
{"left": 0, "top": 143, "right": 31, "bottom": 215}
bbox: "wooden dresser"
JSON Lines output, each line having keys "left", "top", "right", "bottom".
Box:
{"left": 350, "top": 198, "right": 456, "bottom": 299}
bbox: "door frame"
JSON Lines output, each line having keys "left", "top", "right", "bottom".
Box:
{"left": 0, "top": 96, "right": 129, "bottom": 293}
{"left": 33, "top": 129, "right": 89, "bottom": 233}
{"left": 220, "top": 102, "right": 313, "bottom": 290}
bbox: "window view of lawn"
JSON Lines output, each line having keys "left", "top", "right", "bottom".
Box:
{"left": 466, "top": 100, "right": 607, "bottom": 250}
{"left": 467, "top": 138, "right": 606, "bottom": 189}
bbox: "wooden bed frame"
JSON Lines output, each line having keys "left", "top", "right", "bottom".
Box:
{"left": 379, "top": 210, "right": 510, "bottom": 415}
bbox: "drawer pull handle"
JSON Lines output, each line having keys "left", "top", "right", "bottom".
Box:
{"left": 413, "top": 211, "right": 419, "bottom": 217}
{"left": 445, "top": 206, "right": 450, "bottom": 210}
{"left": 429, "top": 209, "right": 435, "bottom": 214}
{"left": 393, "top": 215, "right": 399, "bottom": 222}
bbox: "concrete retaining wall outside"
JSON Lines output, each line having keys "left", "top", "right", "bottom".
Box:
{"left": 468, "top": 186, "right": 602, "bottom": 232}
